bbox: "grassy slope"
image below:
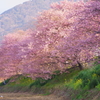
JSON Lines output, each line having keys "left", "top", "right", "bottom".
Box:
{"left": 0, "top": 64, "right": 100, "bottom": 100}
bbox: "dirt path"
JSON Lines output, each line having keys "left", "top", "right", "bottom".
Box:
{"left": 0, "top": 93, "right": 64, "bottom": 100}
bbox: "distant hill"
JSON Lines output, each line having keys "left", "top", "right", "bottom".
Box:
{"left": 0, "top": 0, "right": 62, "bottom": 41}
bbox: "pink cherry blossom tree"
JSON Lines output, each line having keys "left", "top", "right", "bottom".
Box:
{"left": 0, "top": 0, "right": 100, "bottom": 79}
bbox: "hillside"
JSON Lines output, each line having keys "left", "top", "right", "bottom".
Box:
{"left": 0, "top": 0, "right": 62, "bottom": 41}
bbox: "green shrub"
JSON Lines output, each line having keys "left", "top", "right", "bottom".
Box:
{"left": 66, "top": 64, "right": 100, "bottom": 90}
{"left": 96, "top": 84, "right": 100, "bottom": 90}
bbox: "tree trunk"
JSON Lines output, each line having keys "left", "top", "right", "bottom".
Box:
{"left": 77, "top": 61, "right": 83, "bottom": 70}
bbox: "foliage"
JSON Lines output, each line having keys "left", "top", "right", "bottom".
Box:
{"left": 66, "top": 64, "right": 100, "bottom": 90}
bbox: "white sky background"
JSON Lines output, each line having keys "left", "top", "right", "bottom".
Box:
{"left": 0, "top": 0, "right": 29, "bottom": 14}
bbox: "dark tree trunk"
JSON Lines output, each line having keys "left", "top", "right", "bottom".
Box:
{"left": 77, "top": 61, "right": 83, "bottom": 70}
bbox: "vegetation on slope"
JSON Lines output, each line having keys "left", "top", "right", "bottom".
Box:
{"left": 66, "top": 64, "right": 100, "bottom": 100}
{"left": 0, "top": 64, "right": 100, "bottom": 100}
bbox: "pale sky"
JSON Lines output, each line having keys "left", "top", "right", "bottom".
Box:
{"left": 0, "top": 0, "right": 29, "bottom": 14}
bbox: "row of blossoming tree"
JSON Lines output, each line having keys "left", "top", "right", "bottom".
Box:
{"left": 0, "top": 0, "right": 100, "bottom": 79}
